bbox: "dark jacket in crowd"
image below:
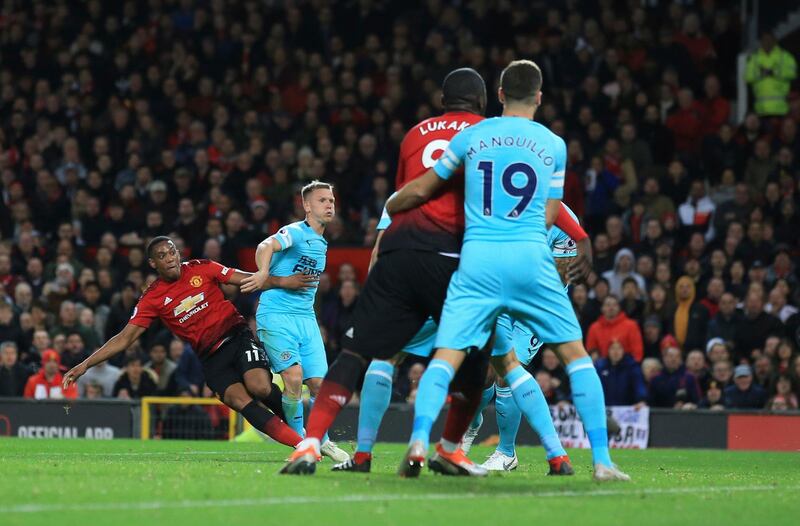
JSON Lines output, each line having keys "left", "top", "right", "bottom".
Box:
{"left": 0, "top": 363, "right": 31, "bottom": 396}
{"left": 648, "top": 365, "right": 702, "bottom": 407}
{"left": 723, "top": 383, "right": 769, "bottom": 409}
{"left": 706, "top": 310, "right": 742, "bottom": 345}
{"left": 595, "top": 354, "right": 647, "bottom": 405}
{"left": 733, "top": 312, "right": 783, "bottom": 361}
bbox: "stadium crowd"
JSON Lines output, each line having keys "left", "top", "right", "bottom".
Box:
{"left": 0, "top": 0, "right": 799, "bottom": 413}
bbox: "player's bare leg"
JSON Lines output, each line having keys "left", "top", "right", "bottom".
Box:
{"left": 242, "top": 368, "right": 286, "bottom": 420}
{"left": 551, "top": 341, "right": 630, "bottom": 482}
{"left": 221, "top": 383, "right": 301, "bottom": 448}
{"left": 306, "top": 376, "right": 349, "bottom": 462}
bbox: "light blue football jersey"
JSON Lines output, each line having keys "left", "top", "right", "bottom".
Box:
{"left": 433, "top": 117, "right": 566, "bottom": 244}
{"left": 257, "top": 220, "right": 326, "bottom": 317}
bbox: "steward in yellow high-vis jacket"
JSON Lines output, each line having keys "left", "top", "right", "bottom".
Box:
{"left": 745, "top": 32, "right": 797, "bottom": 117}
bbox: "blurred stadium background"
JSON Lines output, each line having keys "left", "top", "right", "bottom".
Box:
{"left": 1, "top": 0, "right": 800, "bottom": 478}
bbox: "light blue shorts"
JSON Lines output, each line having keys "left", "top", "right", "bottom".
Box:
{"left": 256, "top": 312, "right": 327, "bottom": 380}
{"left": 435, "top": 241, "right": 582, "bottom": 351}
{"left": 403, "top": 318, "right": 438, "bottom": 358}
{"left": 492, "top": 314, "right": 543, "bottom": 366}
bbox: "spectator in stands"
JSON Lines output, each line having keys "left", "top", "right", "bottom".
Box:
{"left": 706, "top": 292, "right": 740, "bottom": 346}
{"left": 51, "top": 301, "right": 97, "bottom": 349}
{"left": 23, "top": 350, "right": 77, "bottom": 400}
{"left": 536, "top": 370, "right": 569, "bottom": 406}
{"left": 698, "top": 381, "right": 726, "bottom": 410}
{"left": 766, "top": 287, "right": 798, "bottom": 323}
{"left": 620, "top": 277, "right": 645, "bottom": 323}
{"left": 686, "top": 349, "right": 710, "bottom": 390}
{"left": 710, "top": 359, "right": 735, "bottom": 390}
{"left": 642, "top": 316, "right": 666, "bottom": 360}
{"left": 768, "top": 375, "right": 798, "bottom": 410}
{"left": 538, "top": 349, "right": 570, "bottom": 396}
{"left": 724, "top": 365, "right": 768, "bottom": 409}
{"left": 0, "top": 341, "right": 30, "bottom": 396}
{"left": 603, "top": 249, "right": 646, "bottom": 299}
{"left": 678, "top": 180, "right": 716, "bottom": 240}
{"left": 734, "top": 290, "right": 783, "bottom": 363}
{"left": 672, "top": 276, "right": 709, "bottom": 353}
{"left": 61, "top": 332, "right": 89, "bottom": 370}
{"left": 171, "top": 339, "right": 204, "bottom": 396}
{"left": 745, "top": 32, "right": 797, "bottom": 117}
{"left": 586, "top": 296, "right": 644, "bottom": 362}
{"left": 641, "top": 357, "right": 663, "bottom": 387}
{"left": 25, "top": 329, "right": 50, "bottom": 367}
{"left": 145, "top": 343, "right": 178, "bottom": 396}
{"left": 76, "top": 356, "right": 120, "bottom": 398}
{"left": 753, "top": 355, "right": 776, "bottom": 389}
{"left": 322, "top": 278, "right": 359, "bottom": 354}
{"left": 648, "top": 347, "right": 701, "bottom": 409}
{"left": 714, "top": 184, "right": 752, "bottom": 238}
{"left": 84, "top": 381, "right": 104, "bottom": 400}
{"left": 595, "top": 341, "right": 647, "bottom": 407}
{"left": 775, "top": 339, "right": 796, "bottom": 375}
{"left": 113, "top": 355, "right": 158, "bottom": 400}
{"left": 571, "top": 283, "right": 600, "bottom": 335}
{"left": 0, "top": 301, "right": 24, "bottom": 351}
{"left": 666, "top": 88, "right": 704, "bottom": 155}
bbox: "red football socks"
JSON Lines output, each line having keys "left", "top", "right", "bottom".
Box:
{"left": 353, "top": 452, "right": 372, "bottom": 464}
{"left": 441, "top": 389, "right": 483, "bottom": 444}
{"left": 305, "top": 380, "right": 353, "bottom": 441}
{"left": 263, "top": 417, "right": 303, "bottom": 447}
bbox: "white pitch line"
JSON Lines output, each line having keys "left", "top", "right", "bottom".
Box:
{"left": 9, "top": 451, "right": 264, "bottom": 457}
{"left": 1, "top": 484, "right": 797, "bottom": 514}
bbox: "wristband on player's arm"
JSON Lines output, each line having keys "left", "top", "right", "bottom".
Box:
{"left": 554, "top": 202, "right": 588, "bottom": 242}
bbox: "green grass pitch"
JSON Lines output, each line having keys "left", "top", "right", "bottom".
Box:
{"left": 1, "top": 438, "right": 798, "bottom": 526}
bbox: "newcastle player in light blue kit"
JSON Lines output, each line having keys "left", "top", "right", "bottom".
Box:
{"left": 462, "top": 203, "right": 586, "bottom": 473}
{"left": 241, "top": 181, "right": 349, "bottom": 463}
{"left": 388, "top": 60, "right": 629, "bottom": 481}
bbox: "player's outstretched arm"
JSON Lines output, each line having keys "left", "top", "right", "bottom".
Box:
{"left": 228, "top": 269, "right": 316, "bottom": 291}
{"left": 552, "top": 202, "right": 593, "bottom": 284}
{"left": 545, "top": 199, "right": 561, "bottom": 229}
{"left": 240, "top": 237, "right": 280, "bottom": 293}
{"left": 386, "top": 168, "right": 445, "bottom": 214}
{"left": 63, "top": 323, "right": 146, "bottom": 389}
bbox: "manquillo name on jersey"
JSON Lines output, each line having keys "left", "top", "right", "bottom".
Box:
{"left": 466, "top": 136, "right": 554, "bottom": 165}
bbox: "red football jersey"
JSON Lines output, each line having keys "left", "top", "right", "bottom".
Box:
{"left": 129, "top": 259, "right": 246, "bottom": 356}
{"left": 381, "top": 111, "right": 484, "bottom": 255}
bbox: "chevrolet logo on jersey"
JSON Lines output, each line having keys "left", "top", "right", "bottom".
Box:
{"left": 173, "top": 293, "right": 205, "bottom": 317}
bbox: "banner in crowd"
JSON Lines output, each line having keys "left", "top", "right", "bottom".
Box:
{"left": 0, "top": 398, "right": 134, "bottom": 439}
{"left": 551, "top": 404, "right": 650, "bottom": 449}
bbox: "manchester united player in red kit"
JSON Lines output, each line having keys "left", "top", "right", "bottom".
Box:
{"left": 63, "top": 236, "right": 302, "bottom": 448}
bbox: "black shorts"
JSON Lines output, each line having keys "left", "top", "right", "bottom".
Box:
{"left": 341, "top": 249, "right": 459, "bottom": 361}
{"left": 201, "top": 326, "right": 271, "bottom": 397}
